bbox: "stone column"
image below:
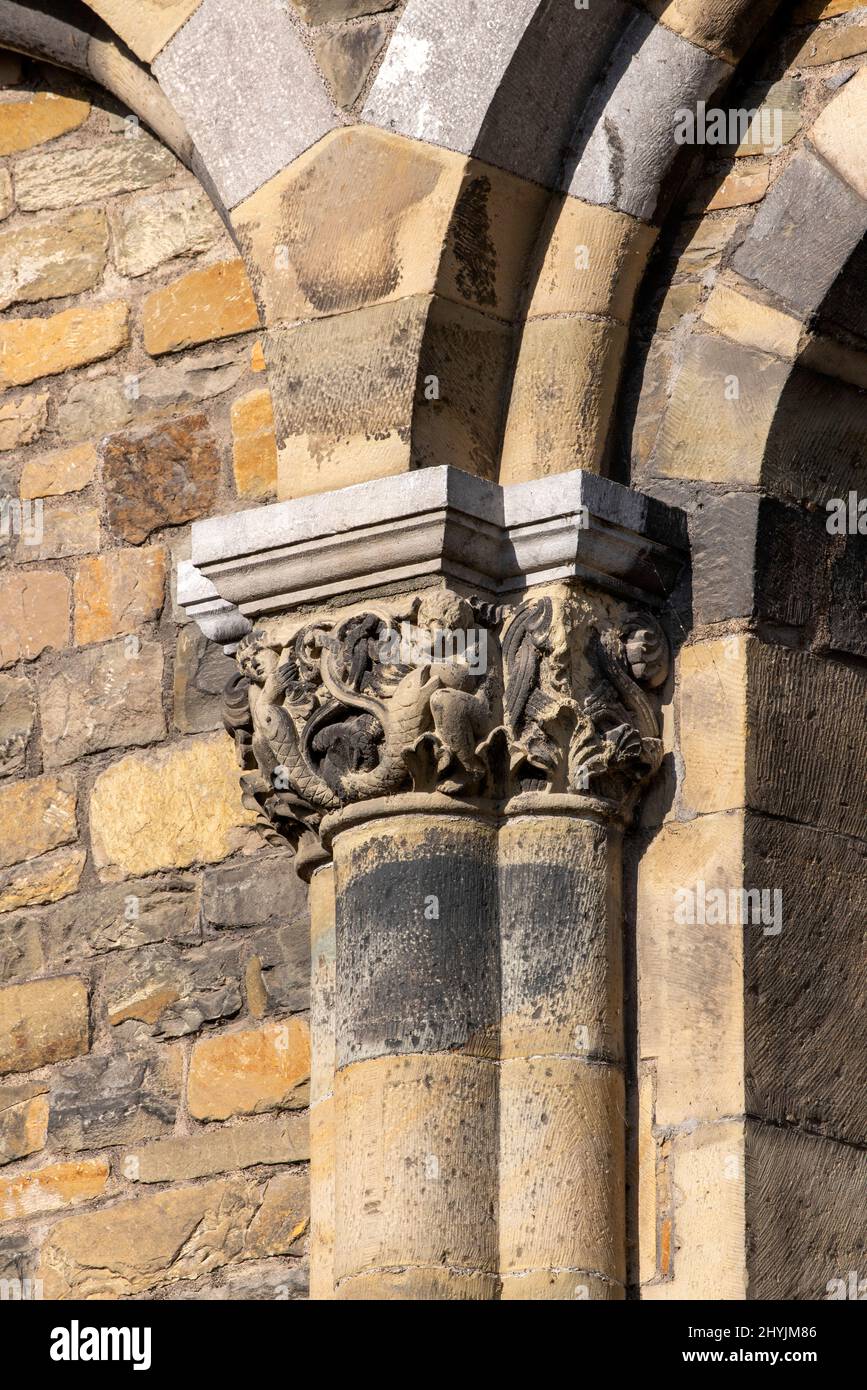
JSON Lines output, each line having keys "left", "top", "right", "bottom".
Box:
{"left": 179, "top": 467, "right": 685, "bottom": 1300}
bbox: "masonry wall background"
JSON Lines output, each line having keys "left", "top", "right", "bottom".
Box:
{"left": 0, "top": 0, "right": 863, "bottom": 1300}
{"left": 0, "top": 48, "right": 320, "bottom": 1300}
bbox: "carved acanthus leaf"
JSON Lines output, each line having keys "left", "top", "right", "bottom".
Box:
{"left": 221, "top": 588, "right": 670, "bottom": 867}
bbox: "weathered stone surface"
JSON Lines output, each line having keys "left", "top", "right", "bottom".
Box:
{"left": 127, "top": 1113, "right": 308, "bottom": 1182}
{"left": 314, "top": 20, "right": 387, "bottom": 108}
{"left": 73, "top": 546, "right": 166, "bottom": 645}
{"left": 638, "top": 811, "right": 746, "bottom": 1127}
{"left": 103, "top": 940, "right": 241, "bottom": 1037}
{"left": 0, "top": 848, "right": 86, "bottom": 916}
{"left": 732, "top": 150, "right": 867, "bottom": 317}
{"left": 109, "top": 184, "right": 224, "bottom": 278}
{"left": 526, "top": 196, "right": 656, "bottom": 323}
{"left": 747, "top": 642, "right": 867, "bottom": 839}
{"left": 654, "top": 333, "right": 788, "bottom": 485}
{"left": 0, "top": 977, "right": 89, "bottom": 1076}
{"left": 230, "top": 388, "right": 277, "bottom": 498}
{"left": 86, "top": 0, "right": 203, "bottom": 64}
{"left": 48, "top": 1048, "right": 182, "bottom": 1150}
{"left": 679, "top": 637, "right": 748, "bottom": 815}
{"left": 702, "top": 281, "right": 802, "bottom": 358}
{"left": 0, "top": 773, "right": 77, "bottom": 870}
{"left": 233, "top": 126, "right": 547, "bottom": 327}
{"left": 54, "top": 350, "right": 245, "bottom": 440}
{"left": 566, "top": 15, "right": 728, "bottom": 220}
{"left": 0, "top": 391, "right": 48, "bottom": 451}
{"left": 13, "top": 135, "right": 176, "bottom": 212}
{"left": 0, "top": 1083, "right": 47, "bottom": 1166}
{"left": 0, "top": 90, "right": 89, "bottom": 156}
{"left": 829, "top": 535, "right": 867, "bottom": 660}
{"left": 0, "top": 300, "right": 129, "bottom": 387}
{"left": 0, "top": 209, "right": 107, "bottom": 312}
{"left": 744, "top": 815, "right": 866, "bottom": 1145}
{"left": 201, "top": 855, "right": 309, "bottom": 931}
{"left": 646, "top": 0, "right": 778, "bottom": 62}
{"left": 14, "top": 505, "right": 100, "bottom": 563}
{"left": 0, "top": 673, "right": 33, "bottom": 777}
{"left": 0, "top": 571, "right": 70, "bottom": 666}
{"left": 499, "top": 314, "right": 628, "bottom": 482}
{"left": 747, "top": 1121, "right": 867, "bottom": 1299}
{"left": 172, "top": 1256, "right": 308, "bottom": 1300}
{"left": 187, "top": 1017, "right": 311, "bottom": 1120}
{"left": 142, "top": 258, "right": 259, "bottom": 355}
{"left": 39, "top": 638, "right": 165, "bottom": 768}
{"left": 0, "top": 170, "right": 10, "bottom": 222}
{"left": 39, "top": 1169, "right": 307, "bottom": 1297}
{"left": 19, "top": 443, "right": 97, "bottom": 500}
{"left": 0, "top": 1158, "right": 108, "bottom": 1221}
{"left": 154, "top": 0, "right": 336, "bottom": 209}
{"left": 703, "top": 165, "right": 770, "bottom": 212}
{"left": 810, "top": 64, "right": 867, "bottom": 200}
{"left": 42, "top": 874, "right": 200, "bottom": 968}
{"left": 295, "top": 0, "right": 396, "bottom": 18}
{"left": 102, "top": 413, "right": 221, "bottom": 543}
{"left": 173, "top": 626, "right": 237, "bottom": 734}
{"left": 244, "top": 924, "right": 310, "bottom": 1019}
{"left": 794, "top": 15, "right": 867, "bottom": 64}
{"left": 271, "top": 293, "right": 511, "bottom": 498}
{"left": 89, "top": 735, "right": 254, "bottom": 877}
{"left": 364, "top": 0, "right": 629, "bottom": 189}
{"left": 0, "top": 917, "right": 42, "bottom": 983}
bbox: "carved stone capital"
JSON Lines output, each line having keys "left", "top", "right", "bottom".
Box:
{"left": 178, "top": 468, "right": 686, "bottom": 873}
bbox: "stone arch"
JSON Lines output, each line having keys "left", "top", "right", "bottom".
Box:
{"left": 0, "top": 0, "right": 798, "bottom": 503}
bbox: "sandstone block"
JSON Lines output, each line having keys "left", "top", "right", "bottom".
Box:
{"left": 173, "top": 626, "right": 237, "bottom": 734}
{"left": 42, "top": 874, "right": 200, "bottom": 968}
{"left": 731, "top": 149, "right": 867, "bottom": 317}
{"left": 19, "top": 443, "right": 97, "bottom": 500}
{"left": 109, "top": 184, "right": 223, "bottom": 278}
{"left": 0, "top": 773, "right": 77, "bottom": 870}
{"left": 0, "top": 208, "right": 107, "bottom": 311}
{"left": 0, "top": 571, "right": 70, "bottom": 666}
{"left": 102, "top": 940, "right": 241, "bottom": 1037}
{"left": 0, "top": 977, "right": 89, "bottom": 1076}
{"left": 0, "top": 1084, "right": 47, "bottom": 1166}
{"left": 0, "top": 392, "right": 49, "bottom": 451}
{"left": 101, "top": 412, "right": 221, "bottom": 543}
{"left": 526, "top": 197, "right": 656, "bottom": 323}
{"left": 0, "top": 848, "right": 85, "bottom": 916}
{"left": 89, "top": 734, "right": 254, "bottom": 877}
{"left": 13, "top": 135, "right": 176, "bottom": 212}
{"left": 142, "top": 258, "right": 258, "bottom": 355}
{"left": 49, "top": 1047, "right": 181, "bottom": 1151}
{"left": 0, "top": 90, "right": 89, "bottom": 156}
{"left": 14, "top": 505, "right": 100, "bottom": 563}
{"left": 85, "top": 0, "right": 203, "bottom": 64}
{"left": 187, "top": 1017, "right": 310, "bottom": 1120}
{"left": 54, "top": 350, "right": 245, "bottom": 441}
{"left": 38, "top": 1170, "right": 307, "bottom": 1298}
{"left": 701, "top": 281, "right": 802, "bottom": 358}
{"left": 230, "top": 388, "right": 277, "bottom": 498}
{"left": 127, "top": 1113, "right": 308, "bottom": 1183}
{"left": 645, "top": 0, "right": 777, "bottom": 62}
{"left": 73, "top": 546, "right": 166, "bottom": 645}
{"left": 0, "top": 1158, "right": 108, "bottom": 1222}
{"left": 0, "top": 300, "right": 129, "bottom": 387}
{"left": 0, "top": 918, "right": 42, "bottom": 983}
{"left": 313, "top": 20, "right": 387, "bottom": 108}
{"left": 39, "top": 638, "right": 165, "bottom": 768}
{"left": 0, "top": 673, "right": 34, "bottom": 777}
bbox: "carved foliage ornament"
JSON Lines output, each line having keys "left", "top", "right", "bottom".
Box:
{"left": 222, "top": 589, "right": 669, "bottom": 865}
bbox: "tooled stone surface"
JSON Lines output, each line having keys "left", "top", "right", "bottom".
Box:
{"left": 220, "top": 587, "right": 669, "bottom": 872}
